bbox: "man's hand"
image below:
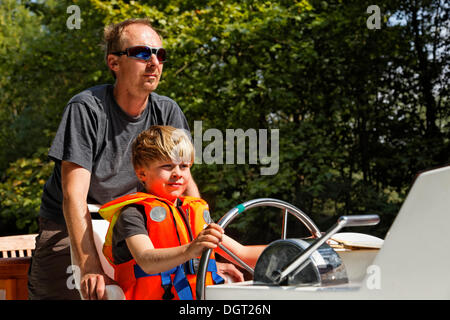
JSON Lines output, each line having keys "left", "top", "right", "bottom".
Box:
{"left": 184, "top": 178, "right": 201, "bottom": 198}
{"left": 216, "top": 262, "right": 244, "bottom": 283}
{"left": 80, "top": 272, "right": 116, "bottom": 300}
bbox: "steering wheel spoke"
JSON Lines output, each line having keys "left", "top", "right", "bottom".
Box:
{"left": 218, "top": 243, "right": 254, "bottom": 275}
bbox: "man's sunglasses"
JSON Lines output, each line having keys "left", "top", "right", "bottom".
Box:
{"left": 111, "top": 46, "right": 167, "bottom": 63}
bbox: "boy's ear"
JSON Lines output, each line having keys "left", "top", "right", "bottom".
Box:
{"left": 135, "top": 168, "right": 146, "bottom": 182}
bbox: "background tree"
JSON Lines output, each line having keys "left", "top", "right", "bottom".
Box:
{"left": 0, "top": 0, "right": 448, "bottom": 243}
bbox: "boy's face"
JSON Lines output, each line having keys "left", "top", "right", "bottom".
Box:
{"left": 136, "top": 159, "right": 192, "bottom": 201}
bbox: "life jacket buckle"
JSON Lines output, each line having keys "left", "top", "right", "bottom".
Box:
{"left": 162, "top": 284, "right": 175, "bottom": 300}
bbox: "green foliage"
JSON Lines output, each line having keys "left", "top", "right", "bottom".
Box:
{"left": 0, "top": 0, "right": 448, "bottom": 241}
{"left": 0, "top": 148, "right": 54, "bottom": 235}
{"left": 0, "top": 0, "right": 44, "bottom": 168}
{"left": 0, "top": 0, "right": 110, "bottom": 170}
{"left": 0, "top": 0, "right": 110, "bottom": 234}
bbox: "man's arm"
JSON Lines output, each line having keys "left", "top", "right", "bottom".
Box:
{"left": 61, "top": 161, "right": 111, "bottom": 300}
{"left": 218, "top": 235, "right": 266, "bottom": 269}
{"left": 184, "top": 177, "right": 200, "bottom": 198}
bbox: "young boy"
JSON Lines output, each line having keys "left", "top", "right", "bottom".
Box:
{"left": 99, "top": 125, "right": 264, "bottom": 300}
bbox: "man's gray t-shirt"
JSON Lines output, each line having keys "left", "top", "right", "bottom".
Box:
{"left": 39, "top": 84, "right": 190, "bottom": 224}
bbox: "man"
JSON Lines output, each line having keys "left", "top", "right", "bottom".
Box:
{"left": 28, "top": 18, "right": 242, "bottom": 300}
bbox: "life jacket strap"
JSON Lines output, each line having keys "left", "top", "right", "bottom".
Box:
{"left": 133, "top": 258, "right": 224, "bottom": 300}
{"left": 134, "top": 264, "right": 193, "bottom": 300}
{"left": 183, "top": 258, "right": 224, "bottom": 284}
{"left": 206, "top": 259, "right": 225, "bottom": 284}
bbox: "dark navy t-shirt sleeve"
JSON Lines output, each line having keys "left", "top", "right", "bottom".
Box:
{"left": 112, "top": 204, "right": 148, "bottom": 264}
{"left": 48, "top": 102, "right": 99, "bottom": 172}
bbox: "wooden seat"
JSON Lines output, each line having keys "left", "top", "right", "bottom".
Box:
{"left": 0, "top": 234, "right": 38, "bottom": 300}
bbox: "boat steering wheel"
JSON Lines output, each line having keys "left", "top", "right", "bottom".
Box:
{"left": 195, "top": 198, "right": 322, "bottom": 300}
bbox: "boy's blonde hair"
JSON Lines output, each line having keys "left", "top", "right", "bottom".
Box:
{"left": 132, "top": 126, "right": 194, "bottom": 169}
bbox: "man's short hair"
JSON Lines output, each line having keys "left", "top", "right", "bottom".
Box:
{"left": 132, "top": 126, "right": 194, "bottom": 170}
{"left": 102, "top": 18, "right": 162, "bottom": 78}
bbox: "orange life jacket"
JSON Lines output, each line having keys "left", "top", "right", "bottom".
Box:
{"left": 99, "top": 192, "right": 223, "bottom": 300}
